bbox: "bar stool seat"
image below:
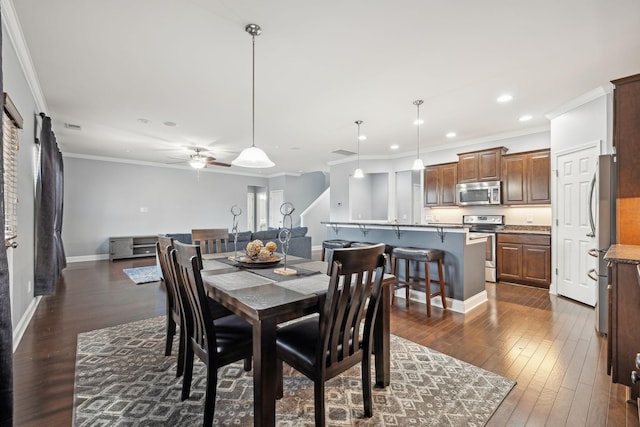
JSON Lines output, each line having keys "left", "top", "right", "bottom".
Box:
{"left": 321, "top": 239, "right": 352, "bottom": 261}
{"left": 391, "top": 247, "right": 447, "bottom": 317}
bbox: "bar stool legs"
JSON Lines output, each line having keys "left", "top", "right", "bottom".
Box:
{"left": 391, "top": 248, "right": 447, "bottom": 317}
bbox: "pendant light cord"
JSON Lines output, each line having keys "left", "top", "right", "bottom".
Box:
{"left": 416, "top": 102, "right": 420, "bottom": 159}
{"left": 357, "top": 121, "right": 361, "bottom": 168}
{"left": 252, "top": 34, "right": 256, "bottom": 148}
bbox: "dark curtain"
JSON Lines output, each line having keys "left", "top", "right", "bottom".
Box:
{"left": 34, "top": 114, "right": 66, "bottom": 295}
{"left": 0, "top": 5, "right": 15, "bottom": 426}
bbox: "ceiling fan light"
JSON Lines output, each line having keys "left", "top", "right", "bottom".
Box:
{"left": 189, "top": 156, "right": 207, "bottom": 169}
{"left": 412, "top": 158, "right": 424, "bottom": 170}
{"left": 353, "top": 168, "right": 364, "bottom": 178}
{"left": 231, "top": 146, "right": 275, "bottom": 168}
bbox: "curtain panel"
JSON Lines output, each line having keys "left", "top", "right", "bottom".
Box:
{"left": 34, "top": 114, "right": 66, "bottom": 295}
{"left": 0, "top": 5, "right": 15, "bottom": 425}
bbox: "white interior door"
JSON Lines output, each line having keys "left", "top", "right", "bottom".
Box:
{"left": 556, "top": 144, "right": 599, "bottom": 306}
{"left": 412, "top": 184, "right": 422, "bottom": 224}
{"left": 269, "top": 190, "right": 284, "bottom": 228}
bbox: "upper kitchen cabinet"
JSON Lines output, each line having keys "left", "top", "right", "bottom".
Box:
{"left": 502, "top": 149, "right": 551, "bottom": 205}
{"left": 457, "top": 147, "right": 507, "bottom": 183}
{"left": 612, "top": 73, "right": 640, "bottom": 245}
{"left": 424, "top": 162, "right": 457, "bottom": 206}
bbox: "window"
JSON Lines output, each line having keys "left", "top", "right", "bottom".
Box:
{"left": 3, "top": 93, "right": 23, "bottom": 245}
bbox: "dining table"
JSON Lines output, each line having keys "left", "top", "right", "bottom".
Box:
{"left": 199, "top": 252, "right": 393, "bottom": 427}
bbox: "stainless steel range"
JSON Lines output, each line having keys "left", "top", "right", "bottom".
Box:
{"left": 463, "top": 215, "right": 505, "bottom": 282}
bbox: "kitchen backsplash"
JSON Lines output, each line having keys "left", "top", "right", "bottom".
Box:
{"left": 423, "top": 205, "right": 552, "bottom": 226}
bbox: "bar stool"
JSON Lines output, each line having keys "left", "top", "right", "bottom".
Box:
{"left": 321, "top": 239, "right": 352, "bottom": 261}
{"left": 391, "top": 247, "right": 447, "bottom": 317}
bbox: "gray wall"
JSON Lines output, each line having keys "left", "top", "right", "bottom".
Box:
{"left": 63, "top": 158, "right": 270, "bottom": 257}
{"left": 3, "top": 25, "right": 38, "bottom": 330}
{"left": 268, "top": 172, "right": 328, "bottom": 227}
{"left": 63, "top": 159, "right": 329, "bottom": 258}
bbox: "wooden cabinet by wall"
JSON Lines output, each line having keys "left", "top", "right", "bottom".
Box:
{"left": 424, "top": 162, "right": 457, "bottom": 206}
{"left": 109, "top": 235, "right": 158, "bottom": 261}
{"left": 497, "top": 233, "right": 551, "bottom": 288}
{"left": 457, "top": 147, "right": 506, "bottom": 183}
{"left": 612, "top": 74, "right": 640, "bottom": 245}
{"left": 608, "top": 260, "right": 640, "bottom": 398}
{"left": 502, "top": 149, "right": 551, "bottom": 205}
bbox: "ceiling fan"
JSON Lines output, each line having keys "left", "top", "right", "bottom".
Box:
{"left": 170, "top": 147, "right": 232, "bottom": 169}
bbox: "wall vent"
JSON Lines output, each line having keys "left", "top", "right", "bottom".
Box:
{"left": 64, "top": 123, "right": 82, "bottom": 131}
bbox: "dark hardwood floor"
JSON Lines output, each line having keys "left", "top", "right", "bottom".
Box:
{"left": 12, "top": 254, "right": 640, "bottom": 426}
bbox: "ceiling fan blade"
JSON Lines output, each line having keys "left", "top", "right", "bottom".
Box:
{"left": 207, "top": 160, "right": 232, "bottom": 167}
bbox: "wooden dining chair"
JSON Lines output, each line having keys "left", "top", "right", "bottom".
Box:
{"left": 276, "top": 243, "right": 386, "bottom": 426}
{"left": 171, "top": 241, "right": 253, "bottom": 427}
{"left": 191, "top": 228, "right": 229, "bottom": 254}
{"left": 156, "top": 235, "right": 186, "bottom": 377}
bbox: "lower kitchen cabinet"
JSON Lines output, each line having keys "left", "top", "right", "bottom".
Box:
{"left": 497, "top": 233, "right": 551, "bottom": 288}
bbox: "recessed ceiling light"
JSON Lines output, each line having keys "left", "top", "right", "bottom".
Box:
{"left": 446, "top": 132, "right": 456, "bottom": 138}
{"left": 519, "top": 114, "right": 532, "bottom": 122}
{"left": 413, "top": 119, "right": 424, "bottom": 125}
{"left": 358, "top": 135, "right": 367, "bottom": 141}
{"left": 390, "top": 144, "right": 399, "bottom": 150}
{"left": 497, "top": 94, "right": 513, "bottom": 103}
{"left": 163, "top": 121, "right": 177, "bottom": 127}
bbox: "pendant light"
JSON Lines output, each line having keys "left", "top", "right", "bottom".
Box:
{"left": 412, "top": 99, "right": 425, "bottom": 170}
{"left": 353, "top": 120, "right": 364, "bottom": 178}
{"left": 232, "top": 24, "right": 275, "bottom": 168}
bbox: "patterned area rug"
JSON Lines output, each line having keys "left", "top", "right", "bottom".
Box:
{"left": 123, "top": 266, "right": 161, "bottom": 284}
{"left": 73, "top": 317, "right": 515, "bottom": 426}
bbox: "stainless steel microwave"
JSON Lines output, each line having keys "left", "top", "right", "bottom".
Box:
{"left": 456, "top": 181, "right": 502, "bottom": 205}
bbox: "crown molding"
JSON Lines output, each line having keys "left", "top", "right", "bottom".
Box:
{"left": 1, "top": 0, "right": 48, "bottom": 113}
{"left": 545, "top": 85, "right": 611, "bottom": 120}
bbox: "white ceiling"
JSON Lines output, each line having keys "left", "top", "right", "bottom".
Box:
{"left": 9, "top": 0, "right": 640, "bottom": 175}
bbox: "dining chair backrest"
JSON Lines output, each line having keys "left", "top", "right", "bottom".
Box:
{"left": 192, "top": 228, "right": 229, "bottom": 254}
{"left": 172, "top": 241, "right": 216, "bottom": 356}
{"left": 157, "top": 235, "right": 180, "bottom": 318}
{"left": 319, "top": 243, "right": 386, "bottom": 373}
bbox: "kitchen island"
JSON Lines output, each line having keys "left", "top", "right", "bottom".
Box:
{"left": 322, "top": 221, "right": 487, "bottom": 313}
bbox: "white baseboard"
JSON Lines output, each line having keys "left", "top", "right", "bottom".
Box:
{"left": 67, "top": 254, "right": 110, "bottom": 263}
{"left": 13, "top": 295, "right": 42, "bottom": 352}
{"left": 394, "top": 289, "right": 488, "bottom": 314}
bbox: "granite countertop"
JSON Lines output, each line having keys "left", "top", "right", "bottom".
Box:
{"left": 498, "top": 225, "right": 551, "bottom": 235}
{"left": 604, "top": 244, "right": 640, "bottom": 264}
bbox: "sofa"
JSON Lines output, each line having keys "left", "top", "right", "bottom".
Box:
{"left": 165, "top": 227, "right": 312, "bottom": 259}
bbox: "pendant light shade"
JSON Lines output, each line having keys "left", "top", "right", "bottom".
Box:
{"left": 232, "top": 24, "right": 275, "bottom": 168}
{"left": 412, "top": 99, "right": 425, "bottom": 171}
{"left": 353, "top": 120, "right": 364, "bottom": 178}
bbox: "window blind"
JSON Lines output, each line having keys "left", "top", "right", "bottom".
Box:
{"left": 3, "top": 93, "right": 23, "bottom": 246}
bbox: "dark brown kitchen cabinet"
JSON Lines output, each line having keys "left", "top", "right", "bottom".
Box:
{"left": 608, "top": 259, "right": 640, "bottom": 399}
{"left": 457, "top": 147, "right": 506, "bottom": 183}
{"left": 502, "top": 149, "right": 551, "bottom": 205}
{"left": 424, "top": 162, "right": 457, "bottom": 206}
{"left": 497, "top": 233, "right": 551, "bottom": 288}
{"left": 612, "top": 74, "right": 640, "bottom": 245}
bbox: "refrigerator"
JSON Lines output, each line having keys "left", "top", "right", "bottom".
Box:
{"left": 588, "top": 154, "right": 616, "bottom": 335}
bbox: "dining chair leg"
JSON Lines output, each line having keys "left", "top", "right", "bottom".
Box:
{"left": 362, "top": 352, "right": 373, "bottom": 418}
{"left": 203, "top": 366, "right": 217, "bottom": 427}
{"left": 176, "top": 326, "right": 185, "bottom": 378}
{"left": 181, "top": 345, "right": 195, "bottom": 401}
{"left": 244, "top": 357, "right": 252, "bottom": 371}
{"left": 314, "top": 381, "right": 325, "bottom": 427}
{"left": 165, "top": 315, "right": 176, "bottom": 356}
